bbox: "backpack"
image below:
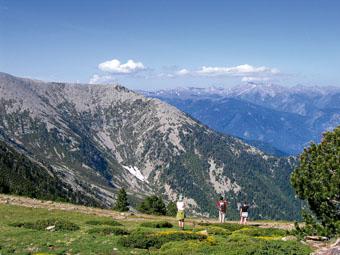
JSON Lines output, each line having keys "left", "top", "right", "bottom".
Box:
{"left": 219, "top": 201, "right": 226, "bottom": 212}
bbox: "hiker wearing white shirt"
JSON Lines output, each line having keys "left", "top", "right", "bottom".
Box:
{"left": 176, "top": 194, "right": 186, "bottom": 230}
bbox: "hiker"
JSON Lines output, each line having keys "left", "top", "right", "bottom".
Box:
{"left": 176, "top": 194, "right": 186, "bottom": 230}
{"left": 216, "top": 196, "right": 228, "bottom": 223}
{"left": 239, "top": 202, "right": 249, "bottom": 224}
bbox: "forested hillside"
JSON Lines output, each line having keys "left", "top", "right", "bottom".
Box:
{"left": 0, "top": 140, "right": 101, "bottom": 206}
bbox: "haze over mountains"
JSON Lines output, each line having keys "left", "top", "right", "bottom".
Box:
{"left": 141, "top": 83, "right": 340, "bottom": 155}
{"left": 0, "top": 72, "right": 300, "bottom": 220}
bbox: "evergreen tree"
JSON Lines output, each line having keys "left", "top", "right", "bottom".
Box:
{"left": 291, "top": 126, "right": 340, "bottom": 236}
{"left": 113, "top": 188, "right": 129, "bottom": 212}
{"left": 166, "top": 201, "right": 177, "bottom": 216}
{"left": 138, "top": 195, "right": 166, "bottom": 215}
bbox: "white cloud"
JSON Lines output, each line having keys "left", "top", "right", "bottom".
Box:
{"left": 241, "top": 76, "right": 271, "bottom": 82}
{"left": 196, "top": 64, "right": 279, "bottom": 76}
{"left": 157, "top": 73, "right": 175, "bottom": 78}
{"left": 98, "top": 59, "right": 145, "bottom": 74}
{"left": 176, "top": 68, "right": 190, "bottom": 76}
{"left": 89, "top": 74, "right": 116, "bottom": 84}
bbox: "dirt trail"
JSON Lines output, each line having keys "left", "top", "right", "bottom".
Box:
{"left": 0, "top": 194, "right": 155, "bottom": 221}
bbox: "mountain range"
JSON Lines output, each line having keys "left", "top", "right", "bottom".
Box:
{"left": 0, "top": 73, "right": 301, "bottom": 220}
{"left": 141, "top": 83, "right": 340, "bottom": 155}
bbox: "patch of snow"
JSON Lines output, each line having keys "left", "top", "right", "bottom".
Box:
{"left": 82, "top": 163, "right": 91, "bottom": 169}
{"left": 122, "top": 165, "right": 148, "bottom": 183}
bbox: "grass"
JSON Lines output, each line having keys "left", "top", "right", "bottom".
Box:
{"left": 0, "top": 204, "right": 313, "bottom": 255}
{"left": 9, "top": 219, "right": 80, "bottom": 231}
{"left": 85, "top": 219, "right": 122, "bottom": 226}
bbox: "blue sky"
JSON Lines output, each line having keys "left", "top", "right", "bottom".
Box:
{"left": 0, "top": 0, "right": 340, "bottom": 89}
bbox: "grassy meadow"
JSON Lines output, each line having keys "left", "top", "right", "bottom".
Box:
{"left": 0, "top": 203, "right": 312, "bottom": 255}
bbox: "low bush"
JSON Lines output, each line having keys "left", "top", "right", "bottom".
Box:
{"left": 245, "top": 240, "right": 312, "bottom": 255}
{"left": 9, "top": 218, "right": 80, "bottom": 231}
{"left": 155, "top": 236, "right": 311, "bottom": 255}
{"left": 140, "top": 221, "right": 173, "bottom": 228}
{"left": 119, "top": 230, "right": 207, "bottom": 249}
{"left": 87, "top": 227, "right": 129, "bottom": 235}
{"left": 194, "top": 226, "right": 231, "bottom": 236}
{"left": 157, "top": 237, "right": 217, "bottom": 255}
{"left": 138, "top": 195, "right": 167, "bottom": 216}
{"left": 85, "top": 219, "right": 122, "bottom": 226}
{"left": 290, "top": 214, "right": 340, "bottom": 239}
{"left": 234, "top": 227, "right": 286, "bottom": 237}
{"left": 198, "top": 222, "right": 247, "bottom": 232}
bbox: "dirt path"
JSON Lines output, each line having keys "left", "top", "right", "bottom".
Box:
{"left": 0, "top": 194, "right": 156, "bottom": 221}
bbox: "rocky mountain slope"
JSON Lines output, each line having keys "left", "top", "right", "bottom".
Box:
{"left": 0, "top": 140, "right": 100, "bottom": 206}
{"left": 141, "top": 83, "right": 340, "bottom": 155}
{"left": 0, "top": 73, "right": 300, "bottom": 219}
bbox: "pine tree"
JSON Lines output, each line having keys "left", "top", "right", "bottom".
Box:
{"left": 138, "top": 195, "right": 166, "bottom": 215}
{"left": 113, "top": 188, "right": 129, "bottom": 212}
{"left": 166, "top": 201, "right": 177, "bottom": 216}
{"left": 291, "top": 126, "right": 340, "bottom": 236}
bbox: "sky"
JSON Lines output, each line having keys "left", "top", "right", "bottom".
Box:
{"left": 0, "top": 0, "right": 340, "bottom": 89}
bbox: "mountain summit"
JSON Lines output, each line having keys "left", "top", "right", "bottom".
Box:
{"left": 0, "top": 73, "right": 300, "bottom": 219}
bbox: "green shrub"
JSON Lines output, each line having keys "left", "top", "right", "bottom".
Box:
{"left": 234, "top": 227, "right": 286, "bottom": 237}
{"left": 291, "top": 217, "right": 340, "bottom": 239}
{"left": 157, "top": 237, "right": 217, "bottom": 255}
{"left": 198, "top": 222, "right": 247, "bottom": 232}
{"left": 140, "top": 221, "right": 173, "bottom": 228}
{"left": 156, "top": 237, "right": 311, "bottom": 255}
{"left": 9, "top": 218, "right": 80, "bottom": 231}
{"left": 87, "top": 227, "right": 129, "bottom": 235}
{"left": 138, "top": 195, "right": 166, "bottom": 215}
{"left": 245, "top": 240, "right": 312, "bottom": 255}
{"left": 157, "top": 240, "right": 210, "bottom": 254}
{"left": 194, "top": 226, "right": 231, "bottom": 236}
{"left": 166, "top": 201, "right": 177, "bottom": 217}
{"left": 85, "top": 219, "right": 122, "bottom": 226}
{"left": 119, "top": 230, "right": 207, "bottom": 249}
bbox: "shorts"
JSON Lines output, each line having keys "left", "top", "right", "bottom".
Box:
{"left": 176, "top": 210, "right": 185, "bottom": 220}
{"left": 241, "top": 212, "right": 248, "bottom": 218}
